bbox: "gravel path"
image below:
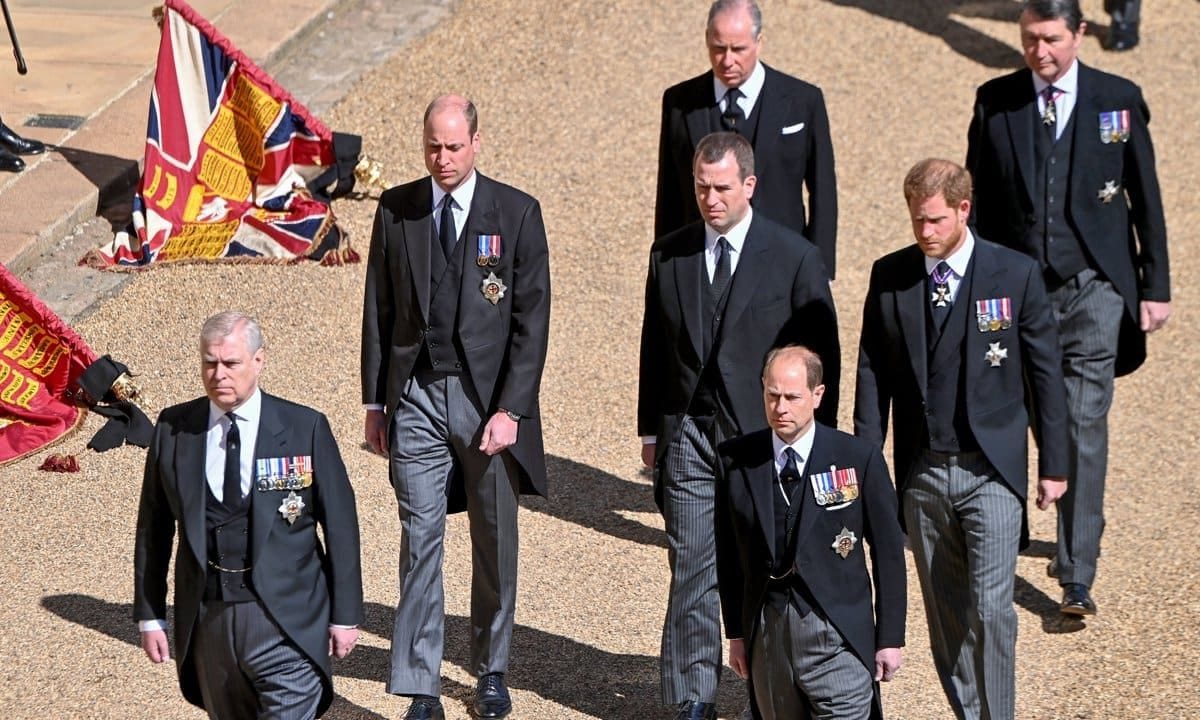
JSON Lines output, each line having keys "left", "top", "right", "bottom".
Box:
{"left": 1, "top": 1, "right": 1197, "bottom": 718}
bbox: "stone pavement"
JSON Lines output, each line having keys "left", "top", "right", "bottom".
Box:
{"left": 0, "top": 0, "right": 451, "bottom": 320}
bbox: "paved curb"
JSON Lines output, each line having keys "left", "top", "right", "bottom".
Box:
{"left": 1, "top": 0, "right": 343, "bottom": 276}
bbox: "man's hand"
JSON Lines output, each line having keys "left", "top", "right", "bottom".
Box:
{"left": 641, "top": 442, "right": 656, "bottom": 470}
{"left": 1036, "top": 476, "right": 1067, "bottom": 510}
{"left": 329, "top": 626, "right": 358, "bottom": 659}
{"left": 364, "top": 409, "right": 388, "bottom": 455}
{"left": 141, "top": 629, "right": 169, "bottom": 663}
{"left": 1140, "top": 300, "right": 1171, "bottom": 333}
{"left": 875, "top": 647, "right": 902, "bottom": 682}
{"left": 728, "top": 638, "right": 749, "bottom": 679}
{"left": 479, "top": 412, "right": 518, "bottom": 456}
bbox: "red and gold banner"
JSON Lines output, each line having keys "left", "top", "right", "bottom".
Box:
{"left": 0, "top": 265, "right": 96, "bottom": 465}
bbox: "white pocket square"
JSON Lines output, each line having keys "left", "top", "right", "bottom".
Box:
{"left": 781, "top": 122, "right": 806, "bottom": 135}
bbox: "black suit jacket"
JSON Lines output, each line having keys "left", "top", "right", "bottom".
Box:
{"left": 133, "top": 392, "right": 363, "bottom": 716}
{"left": 361, "top": 172, "right": 551, "bottom": 499}
{"left": 639, "top": 213, "right": 839, "bottom": 504}
{"left": 854, "top": 240, "right": 1069, "bottom": 517}
{"left": 715, "top": 425, "right": 905, "bottom": 717}
{"left": 966, "top": 63, "right": 1170, "bottom": 376}
{"left": 656, "top": 64, "right": 838, "bottom": 277}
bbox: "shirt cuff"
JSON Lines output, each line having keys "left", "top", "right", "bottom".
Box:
{"left": 329, "top": 624, "right": 358, "bottom": 630}
{"left": 363, "top": 403, "right": 384, "bottom": 412}
{"left": 641, "top": 436, "right": 655, "bottom": 444}
{"left": 139, "top": 619, "right": 167, "bottom": 632}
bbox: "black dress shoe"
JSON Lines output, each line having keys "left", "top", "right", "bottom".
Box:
{"left": 1105, "top": 21, "right": 1139, "bottom": 51}
{"left": 1060, "top": 583, "right": 1098, "bottom": 616}
{"left": 674, "top": 700, "right": 717, "bottom": 720}
{"left": 403, "top": 695, "right": 444, "bottom": 720}
{"left": 0, "top": 146, "right": 24, "bottom": 173}
{"left": 474, "top": 673, "right": 512, "bottom": 719}
{"left": 0, "top": 121, "right": 44, "bottom": 155}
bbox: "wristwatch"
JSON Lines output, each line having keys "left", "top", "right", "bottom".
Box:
{"left": 501, "top": 409, "right": 521, "bottom": 422}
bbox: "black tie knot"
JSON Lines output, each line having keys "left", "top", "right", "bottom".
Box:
{"left": 439, "top": 193, "right": 457, "bottom": 260}
{"left": 780, "top": 447, "right": 802, "bottom": 484}
{"left": 223, "top": 412, "right": 242, "bottom": 508}
{"left": 721, "top": 88, "right": 745, "bottom": 132}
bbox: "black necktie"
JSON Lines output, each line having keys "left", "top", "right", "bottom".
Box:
{"left": 711, "top": 236, "right": 732, "bottom": 299}
{"left": 721, "top": 88, "right": 744, "bottom": 133}
{"left": 439, "top": 194, "right": 457, "bottom": 260}
{"left": 223, "top": 412, "right": 242, "bottom": 508}
{"left": 780, "top": 447, "right": 802, "bottom": 487}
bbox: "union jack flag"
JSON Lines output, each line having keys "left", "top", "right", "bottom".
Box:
{"left": 84, "top": 0, "right": 351, "bottom": 268}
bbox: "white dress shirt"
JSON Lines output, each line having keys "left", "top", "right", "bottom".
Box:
{"left": 431, "top": 168, "right": 477, "bottom": 244}
{"left": 704, "top": 207, "right": 753, "bottom": 281}
{"left": 924, "top": 228, "right": 977, "bottom": 305}
{"left": 772, "top": 422, "right": 817, "bottom": 504}
{"left": 713, "top": 60, "right": 766, "bottom": 117}
{"left": 1032, "top": 59, "right": 1079, "bottom": 142}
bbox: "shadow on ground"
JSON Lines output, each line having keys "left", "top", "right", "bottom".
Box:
{"left": 523, "top": 454, "right": 666, "bottom": 550}
{"left": 42, "top": 594, "right": 747, "bottom": 718}
{"left": 826, "top": 0, "right": 1023, "bottom": 68}
{"left": 53, "top": 145, "right": 137, "bottom": 230}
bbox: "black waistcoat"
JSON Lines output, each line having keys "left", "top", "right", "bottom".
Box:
{"left": 688, "top": 265, "right": 733, "bottom": 420}
{"left": 924, "top": 260, "right": 981, "bottom": 454}
{"left": 767, "top": 461, "right": 816, "bottom": 616}
{"left": 422, "top": 225, "right": 469, "bottom": 374}
{"left": 1034, "top": 110, "right": 1089, "bottom": 280}
{"left": 204, "top": 486, "right": 256, "bottom": 603}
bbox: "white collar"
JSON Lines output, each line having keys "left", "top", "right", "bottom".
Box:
{"left": 705, "top": 207, "right": 754, "bottom": 253}
{"left": 924, "top": 227, "right": 976, "bottom": 277}
{"left": 1031, "top": 58, "right": 1079, "bottom": 96}
{"left": 771, "top": 420, "right": 816, "bottom": 469}
{"left": 208, "top": 386, "right": 262, "bottom": 428}
{"left": 713, "top": 60, "right": 766, "bottom": 106}
{"left": 430, "top": 168, "right": 478, "bottom": 212}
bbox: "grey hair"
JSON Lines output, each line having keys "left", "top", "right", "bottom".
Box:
{"left": 707, "top": 0, "right": 762, "bottom": 37}
{"left": 200, "top": 311, "right": 265, "bottom": 353}
{"left": 1021, "top": 0, "right": 1084, "bottom": 33}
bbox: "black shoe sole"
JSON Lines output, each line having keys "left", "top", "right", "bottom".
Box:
{"left": 1060, "top": 603, "right": 1096, "bottom": 616}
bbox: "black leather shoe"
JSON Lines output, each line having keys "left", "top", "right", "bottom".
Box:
{"left": 675, "top": 700, "right": 717, "bottom": 720}
{"left": 403, "top": 695, "right": 444, "bottom": 720}
{"left": 1105, "top": 21, "right": 1139, "bottom": 51}
{"left": 474, "top": 673, "right": 512, "bottom": 718}
{"left": 0, "top": 147, "right": 24, "bottom": 173}
{"left": 0, "top": 121, "right": 44, "bottom": 155}
{"left": 1060, "top": 583, "right": 1097, "bottom": 616}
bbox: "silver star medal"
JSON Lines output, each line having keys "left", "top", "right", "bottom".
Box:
{"left": 1097, "top": 180, "right": 1119, "bottom": 204}
{"left": 985, "top": 342, "right": 1008, "bottom": 368}
{"left": 931, "top": 284, "right": 952, "bottom": 308}
{"left": 480, "top": 272, "right": 507, "bottom": 305}
{"left": 278, "top": 491, "right": 305, "bottom": 525}
{"left": 832, "top": 527, "right": 857, "bottom": 559}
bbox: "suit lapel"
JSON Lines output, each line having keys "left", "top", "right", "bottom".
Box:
{"left": 896, "top": 251, "right": 929, "bottom": 398}
{"left": 178, "top": 403, "right": 209, "bottom": 565}
{"left": 964, "top": 243, "right": 1002, "bottom": 395}
{"left": 720, "top": 217, "right": 767, "bottom": 335}
{"left": 685, "top": 74, "right": 719, "bottom": 145}
{"left": 1069, "top": 64, "right": 1099, "bottom": 197}
{"left": 674, "top": 227, "right": 706, "bottom": 361}
{"left": 459, "top": 173, "right": 502, "bottom": 307}
{"left": 793, "top": 424, "right": 829, "bottom": 547}
{"left": 251, "top": 393, "right": 290, "bottom": 565}
{"left": 749, "top": 67, "right": 783, "bottom": 164}
{"left": 1004, "top": 72, "right": 1038, "bottom": 207}
{"left": 403, "top": 181, "right": 434, "bottom": 321}
{"left": 745, "top": 436, "right": 778, "bottom": 564}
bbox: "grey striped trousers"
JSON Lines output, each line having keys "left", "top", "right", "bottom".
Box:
{"left": 659, "top": 414, "right": 730, "bottom": 705}
{"left": 904, "top": 450, "right": 1020, "bottom": 720}
{"left": 1048, "top": 268, "right": 1124, "bottom": 589}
